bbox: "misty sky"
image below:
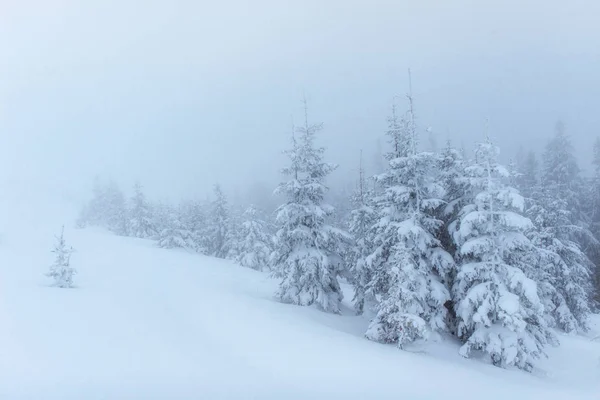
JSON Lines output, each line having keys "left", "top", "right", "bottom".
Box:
{"left": 1, "top": 0, "right": 599, "bottom": 203}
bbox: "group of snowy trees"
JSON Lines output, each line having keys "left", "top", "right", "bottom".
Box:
{"left": 268, "top": 95, "right": 599, "bottom": 372}
{"left": 78, "top": 97, "right": 599, "bottom": 373}
{"left": 78, "top": 180, "right": 274, "bottom": 271}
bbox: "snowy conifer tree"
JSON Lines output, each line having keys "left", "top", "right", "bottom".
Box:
{"left": 226, "top": 204, "right": 245, "bottom": 260}
{"left": 104, "top": 180, "right": 128, "bottom": 235}
{"left": 436, "top": 141, "right": 471, "bottom": 332}
{"left": 206, "top": 184, "right": 232, "bottom": 258}
{"left": 178, "top": 199, "right": 210, "bottom": 254}
{"left": 590, "top": 138, "right": 600, "bottom": 238}
{"left": 157, "top": 204, "right": 196, "bottom": 250}
{"left": 515, "top": 150, "right": 539, "bottom": 199}
{"left": 526, "top": 201, "right": 592, "bottom": 333}
{"left": 152, "top": 201, "right": 173, "bottom": 237}
{"left": 234, "top": 205, "right": 272, "bottom": 270}
{"left": 46, "top": 226, "right": 76, "bottom": 288}
{"left": 540, "top": 122, "right": 593, "bottom": 233}
{"left": 347, "top": 152, "right": 377, "bottom": 315}
{"left": 76, "top": 178, "right": 128, "bottom": 235}
{"left": 364, "top": 100, "right": 453, "bottom": 347}
{"left": 128, "top": 182, "right": 157, "bottom": 238}
{"left": 270, "top": 101, "right": 349, "bottom": 314}
{"left": 530, "top": 125, "right": 597, "bottom": 324}
{"left": 590, "top": 137, "right": 600, "bottom": 304}
{"left": 451, "top": 138, "right": 548, "bottom": 371}
{"left": 438, "top": 141, "right": 469, "bottom": 251}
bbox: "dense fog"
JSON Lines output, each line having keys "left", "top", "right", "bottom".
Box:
{"left": 1, "top": 0, "right": 599, "bottom": 204}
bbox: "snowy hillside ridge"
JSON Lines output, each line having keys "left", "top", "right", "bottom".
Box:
{"left": 74, "top": 115, "right": 600, "bottom": 373}
{"left": 1, "top": 227, "right": 598, "bottom": 399}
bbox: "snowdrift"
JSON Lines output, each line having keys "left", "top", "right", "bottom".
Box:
{"left": 0, "top": 218, "right": 598, "bottom": 399}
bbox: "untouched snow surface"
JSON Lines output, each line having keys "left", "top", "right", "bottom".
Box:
{"left": 0, "top": 211, "right": 599, "bottom": 399}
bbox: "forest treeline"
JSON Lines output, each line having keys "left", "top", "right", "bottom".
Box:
{"left": 77, "top": 96, "right": 600, "bottom": 373}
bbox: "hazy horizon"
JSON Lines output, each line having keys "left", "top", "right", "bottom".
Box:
{"left": 2, "top": 0, "right": 599, "bottom": 204}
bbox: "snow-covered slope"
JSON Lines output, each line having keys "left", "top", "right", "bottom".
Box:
{"left": 1, "top": 222, "right": 599, "bottom": 399}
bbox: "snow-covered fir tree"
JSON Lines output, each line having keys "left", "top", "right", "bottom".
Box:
{"left": 77, "top": 178, "right": 128, "bottom": 235}
{"left": 438, "top": 141, "right": 469, "bottom": 251}
{"left": 152, "top": 201, "right": 174, "bottom": 238}
{"left": 270, "top": 102, "right": 349, "bottom": 314}
{"left": 451, "top": 137, "right": 549, "bottom": 371}
{"left": 234, "top": 205, "right": 272, "bottom": 270}
{"left": 347, "top": 152, "right": 377, "bottom": 315}
{"left": 533, "top": 126, "right": 597, "bottom": 323}
{"left": 226, "top": 203, "right": 245, "bottom": 260}
{"left": 590, "top": 137, "right": 600, "bottom": 238}
{"left": 104, "top": 181, "right": 128, "bottom": 235}
{"left": 526, "top": 198, "right": 592, "bottom": 333}
{"left": 507, "top": 158, "right": 521, "bottom": 190}
{"left": 436, "top": 141, "right": 470, "bottom": 332}
{"left": 364, "top": 100, "right": 453, "bottom": 348}
{"left": 128, "top": 182, "right": 157, "bottom": 238}
{"left": 207, "top": 184, "right": 232, "bottom": 258}
{"left": 178, "top": 199, "right": 210, "bottom": 254}
{"left": 157, "top": 204, "right": 196, "bottom": 250}
{"left": 590, "top": 137, "right": 600, "bottom": 305}
{"left": 515, "top": 150, "right": 539, "bottom": 199}
{"left": 540, "top": 122, "right": 589, "bottom": 229}
{"left": 46, "top": 226, "right": 76, "bottom": 288}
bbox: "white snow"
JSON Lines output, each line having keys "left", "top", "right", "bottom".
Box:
{"left": 0, "top": 201, "right": 599, "bottom": 399}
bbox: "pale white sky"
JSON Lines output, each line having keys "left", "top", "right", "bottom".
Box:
{"left": 1, "top": 0, "right": 599, "bottom": 202}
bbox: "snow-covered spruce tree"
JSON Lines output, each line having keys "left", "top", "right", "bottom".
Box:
{"left": 77, "top": 178, "right": 128, "bottom": 235}
{"left": 226, "top": 204, "right": 245, "bottom": 260}
{"left": 157, "top": 204, "right": 196, "bottom": 250}
{"left": 540, "top": 122, "right": 597, "bottom": 242}
{"left": 104, "top": 180, "right": 128, "bottom": 235}
{"left": 451, "top": 137, "right": 548, "bottom": 371}
{"left": 590, "top": 137, "right": 600, "bottom": 305}
{"left": 128, "top": 182, "right": 157, "bottom": 238}
{"left": 537, "top": 125, "right": 597, "bottom": 316}
{"left": 178, "top": 199, "right": 209, "bottom": 254}
{"left": 507, "top": 159, "right": 521, "bottom": 190}
{"left": 206, "top": 184, "right": 232, "bottom": 258}
{"left": 270, "top": 102, "right": 349, "bottom": 314}
{"left": 234, "top": 205, "right": 272, "bottom": 270}
{"left": 590, "top": 137, "right": 600, "bottom": 239}
{"left": 347, "top": 151, "right": 377, "bottom": 315}
{"left": 515, "top": 150, "right": 539, "bottom": 199}
{"left": 438, "top": 141, "right": 469, "bottom": 251}
{"left": 152, "top": 201, "right": 174, "bottom": 239}
{"left": 46, "top": 226, "right": 76, "bottom": 288}
{"left": 526, "top": 197, "right": 592, "bottom": 333}
{"left": 512, "top": 130, "right": 594, "bottom": 331}
{"left": 436, "top": 141, "right": 470, "bottom": 332}
{"left": 364, "top": 101, "right": 453, "bottom": 348}
{"left": 541, "top": 122, "right": 581, "bottom": 214}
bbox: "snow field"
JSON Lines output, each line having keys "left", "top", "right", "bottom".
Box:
{"left": 0, "top": 223, "right": 598, "bottom": 399}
